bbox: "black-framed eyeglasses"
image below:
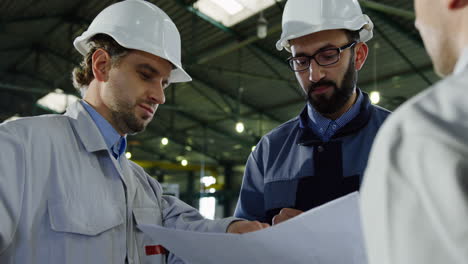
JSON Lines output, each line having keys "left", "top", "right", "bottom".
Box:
{"left": 287, "top": 41, "right": 357, "bottom": 72}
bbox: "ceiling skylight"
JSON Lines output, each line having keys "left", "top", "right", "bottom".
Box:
{"left": 37, "top": 89, "right": 79, "bottom": 113}
{"left": 5, "top": 114, "right": 21, "bottom": 122}
{"left": 194, "top": 0, "right": 276, "bottom": 27}
{"left": 221, "top": 0, "right": 244, "bottom": 15}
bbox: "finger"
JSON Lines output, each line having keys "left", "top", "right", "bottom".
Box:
{"left": 272, "top": 214, "right": 286, "bottom": 225}
{"left": 281, "top": 208, "right": 303, "bottom": 217}
{"left": 253, "top": 221, "right": 268, "bottom": 230}
{"left": 253, "top": 221, "right": 269, "bottom": 229}
{"left": 241, "top": 221, "right": 265, "bottom": 233}
{"left": 272, "top": 215, "right": 278, "bottom": 225}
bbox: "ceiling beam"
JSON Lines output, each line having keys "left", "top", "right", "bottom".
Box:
{"left": 172, "top": 108, "right": 254, "bottom": 146}
{"left": 174, "top": 0, "right": 287, "bottom": 67}
{"left": 373, "top": 24, "right": 432, "bottom": 86}
{"left": 1, "top": 15, "right": 64, "bottom": 24}
{"left": 138, "top": 124, "right": 236, "bottom": 164}
{"left": 195, "top": 23, "right": 282, "bottom": 64}
{"left": 188, "top": 64, "right": 294, "bottom": 83}
{"left": 189, "top": 81, "right": 234, "bottom": 114}
{"left": 359, "top": 1, "right": 415, "bottom": 20}
{"left": 364, "top": 9, "right": 423, "bottom": 47}
{"left": 246, "top": 46, "right": 302, "bottom": 97}
{"left": 0, "top": 82, "right": 50, "bottom": 95}
{"left": 130, "top": 130, "right": 222, "bottom": 163}
{"left": 188, "top": 70, "right": 283, "bottom": 123}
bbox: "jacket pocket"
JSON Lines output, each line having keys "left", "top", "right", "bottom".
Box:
{"left": 133, "top": 207, "right": 166, "bottom": 264}
{"left": 48, "top": 200, "right": 124, "bottom": 236}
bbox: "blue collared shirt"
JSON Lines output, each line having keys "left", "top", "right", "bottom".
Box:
{"left": 80, "top": 101, "right": 127, "bottom": 159}
{"left": 307, "top": 89, "right": 363, "bottom": 142}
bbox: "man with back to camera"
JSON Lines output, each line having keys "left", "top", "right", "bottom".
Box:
{"left": 0, "top": 1, "right": 268, "bottom": 263}
{"left": 234, "top": 0, "right": 391, "bottom": 225}
{"left": 361, "top": 0, "right": 468, "bottom": 263}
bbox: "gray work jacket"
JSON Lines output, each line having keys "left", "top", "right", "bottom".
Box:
{"left": 0, "top": 101, "right": 237, "bottom": 264}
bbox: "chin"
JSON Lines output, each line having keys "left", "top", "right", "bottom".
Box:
{"left": 127, "top": 126, "right": 145, "bottom": 135}
{"left": 434, "top": 58, "right": 456, "bottom": 77}
{"left": 125, "top": 119, "right": 148, "bottom": 135}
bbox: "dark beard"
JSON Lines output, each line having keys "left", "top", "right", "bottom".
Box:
{"left": 305, "top": 57, "right": 357, "bottom": 114}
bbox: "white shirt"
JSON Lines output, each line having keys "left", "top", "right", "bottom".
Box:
{"left": 361, "top": 48, "right": 468, "bottom": 264}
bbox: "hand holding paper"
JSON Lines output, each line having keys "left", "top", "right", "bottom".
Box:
{"left": 272, "top": 208, "right": 303, "bottom": 225}
{"left": 227, "top": 220, "right": 270, "bottom": 234}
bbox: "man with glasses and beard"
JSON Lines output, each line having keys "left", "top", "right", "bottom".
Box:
{"left": 234, "top": 0, "right": 391, "bottom": 225}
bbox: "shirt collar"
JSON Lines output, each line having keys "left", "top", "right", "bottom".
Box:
{"left": 80, "top": 101, "right": 127, "bottom": 158}
{"left": 453, "top": 47, "right": 468, "bottom": 75}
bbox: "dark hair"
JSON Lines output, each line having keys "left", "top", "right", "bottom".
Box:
{"left": 72, "top": 34, "right": 130, "bottom": 93}
{"left": 344, "top": 30, "right": 360, "bottom": 43}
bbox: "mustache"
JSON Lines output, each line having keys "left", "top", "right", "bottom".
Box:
{"left": 137, "top": 100, "right": 157, "bottom": 108}
{"left": 307, "top": 80, "right": 338, "bottom": 94}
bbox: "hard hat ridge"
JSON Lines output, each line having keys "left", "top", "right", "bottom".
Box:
{"left": 276, "top": 0, "right": 374, "bottom": 52}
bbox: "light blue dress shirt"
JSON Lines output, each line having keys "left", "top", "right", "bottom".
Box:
{"left": 81, "top": 101, "right": 127, "bottom": 159}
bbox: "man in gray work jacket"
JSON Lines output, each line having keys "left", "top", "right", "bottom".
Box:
{"left": 234, "top": 0, "right": 390, "bottom": 224}
{"left": 0, "top": 1, "right": 267, "bottom": 263}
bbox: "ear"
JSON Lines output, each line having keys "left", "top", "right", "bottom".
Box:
{"left": 448, "top": 0, "right": 468, "bottom": 9}
{"left": 354, "top": 42, "right": 369, "bottom": 71}
{"left": 91, "top": 49, "right": 112, "bottom": 82}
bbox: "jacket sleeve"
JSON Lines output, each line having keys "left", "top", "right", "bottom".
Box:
{"left": 361, "top": 121, "right": 468, "bottom": 264}
{"left": 233, "top": 151, "right": 267, "bottom": 222}
{"left": 0, "top": 125, "right": 26, "bottom": 254}
{"left": 161, "top": 195, "right": 240, "bottom": 232}
{"left": 146, "top": 177, "right": 241, "bottom": 233}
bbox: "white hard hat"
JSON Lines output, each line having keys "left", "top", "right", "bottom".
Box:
{"left": 74, "top": 0, "right": 191, "bottom": 83}
{"left": 276, "top": 0, "right": 374, "bottom": 52}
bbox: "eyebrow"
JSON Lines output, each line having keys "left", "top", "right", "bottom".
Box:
{"left": 136, "top": 63, "right": 170, "bottom": 86}
{"left": 294, "top": 44, "right": 337, "bottom": 57}
{"left": 136, "top": 63, "right": 159, "bottom": 75}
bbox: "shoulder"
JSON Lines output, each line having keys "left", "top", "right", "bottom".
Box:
{"left": 128, "top": 160, "right": 147, "bottom": 174}
{"left": 0, "top": 114, "right": 70, "bottom": 138}
{"left": 371, "top": 104, "right": 391, "bottom": 117}
{"left": 250, "top": 115, "right": 302, "bottom": 165}
{"left": 127, "top": 160, "right": 163, "bottom": 193}
{"left": 262, "top": 115, "right": 300, "bottom": 142}
{"left": 374, "top": 73, "right": 468, "bottom": 151}
{"left": 127, "top": 161, "right": 158, "bottom": 183}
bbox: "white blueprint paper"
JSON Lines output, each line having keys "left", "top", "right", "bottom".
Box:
{"left": 138, "top": 192, "right": 367, "bottom": 264}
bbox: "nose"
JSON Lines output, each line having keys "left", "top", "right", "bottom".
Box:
{"left": 148, "top": 81, "right": 166, "bottom": 105}
{"left": 308, "top": 60, "right": 325, "bottom": 83}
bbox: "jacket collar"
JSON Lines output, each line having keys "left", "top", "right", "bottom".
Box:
{"left": 64, "top": 100, "right": 109, "bottom": 153}
{"left": 298, "top": 91, "right": 374, "bottom": 146}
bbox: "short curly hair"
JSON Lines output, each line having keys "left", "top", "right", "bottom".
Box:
{"left": 72, "top": 34, "right": 130, "bottom": 95}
